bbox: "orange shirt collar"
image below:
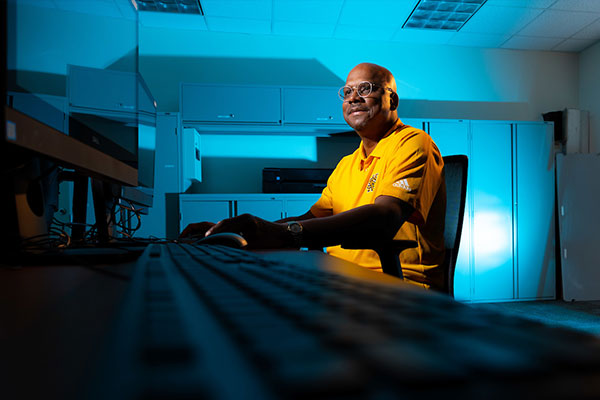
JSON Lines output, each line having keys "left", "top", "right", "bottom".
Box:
{"left": 359, "top": 119, "right": 404, "bottom": 170}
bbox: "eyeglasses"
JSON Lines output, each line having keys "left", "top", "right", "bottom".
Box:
{"left": 338, "top": 81, "right": 394, "bottom": 101}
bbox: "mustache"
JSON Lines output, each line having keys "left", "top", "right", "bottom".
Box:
{"left": 347, "top": 106, "right": 369, "bottom": 114}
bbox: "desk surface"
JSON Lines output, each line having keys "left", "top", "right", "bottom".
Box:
{"left": 3, "top": 247, "right": 600, "bottom": 400}
{"left": 1, "top": 262, "right": 135, "bottom": 399}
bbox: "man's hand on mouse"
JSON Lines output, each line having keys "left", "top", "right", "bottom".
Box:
{"left": 179, "top": 221, "right": 216, "bottom": 239}
{"left": 206, "top": 214, "right": 290, "bottom": 249}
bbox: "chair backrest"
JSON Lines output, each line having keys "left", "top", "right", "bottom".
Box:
{"left": 441, "top": 155, "right": 468, "bottom": 297}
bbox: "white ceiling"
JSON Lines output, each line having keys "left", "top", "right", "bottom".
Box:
{"left": 20, "top": 0, "right": 600, "bottom": 53}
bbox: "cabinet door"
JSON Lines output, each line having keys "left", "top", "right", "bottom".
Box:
{"left": 181, "top": 84, "right": 281, "bottom": 124}
{"left": 285, "top": 197, "right": 320, "bottom": 219}
{"left": 428, "top": 120, "right": 469, "bottom": 157}
{"left": 557, "top": 154, "right": 600, "bottom": 301}
{"left": 69, "top": 66, "right": 136, "bottom": 113}
{"left": 516, "top": 123, "right": 555, "bottom": 299}
{"left": 237, "top": 200, "right": 284, "bottom": 222}
{"left": 283, "top": 88, "right": 347, "bottom": 125}
{"left": 137, "top": 114, "right": 178, "bottom": 239}
{"left": 428, "top": 121, "right": 471, "bottom": 301}
{"left": 179, "top": 200, "right": 230, "bottom": 234}
{"left": 471, "top": 122, "right": 514, "bottom": 301}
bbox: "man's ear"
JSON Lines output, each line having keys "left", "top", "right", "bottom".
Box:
{"left": 390, "top": 91, "right": 399, "bottom": 111}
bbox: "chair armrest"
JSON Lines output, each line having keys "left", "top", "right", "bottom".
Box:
{"left": 340, "top": 239, "right": 417, "bottom": 279}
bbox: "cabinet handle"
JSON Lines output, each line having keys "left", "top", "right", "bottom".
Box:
{"left": 316, "top": 116, "right": 333, "bottom": 121}
{"left": 217, "top": 114, "right": 235, "bottom": 119}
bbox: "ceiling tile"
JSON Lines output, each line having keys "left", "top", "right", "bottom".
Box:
{"left": 333, "top": 24, "right": 396, "bottom": 41}
{"left": 393, "top": 28, "right": 456, "bottom": 45}
{"left": 273, "top": 21, "right": 335, "bottom": 38}
{"left": 517, "top": 9, "right": 600, "bottom": 38}
{"left": 448, "top": 32, "right": 511, "bottom": 48}
{"left": 461, "top": 5, "right": 543, "bottom": 35}
{"left": 272, "top": 0, "right": 344, "bottom": 24}
{"left": 17, "top": 0, "right": 56, "bottom": 8}
{"left": 573, "top": 17, "right": 600, "bottom": 39}
{"left": 139, "top": 11, "right": 207, "bottom": 29}
{"left": 201, "top": 0, "right": 271, "bottom": 20}
{"left": 552, "top": 38, "right": 598, "bottom": 52}
{"left": 206, "top": 16, "right": 271, "bottom": 35}
{"left": 551, "top": 0, "right": 600, "bottom": 12}
{"left": 338, "top": 0, "right": 418, "bottom": 27}
{"left": 484, "top": 0, "right": 556, "bottom": 8}
{"left": 501, "top": 35, "right": 564, "bottom": 50}
{"left": 54, "top": 0, "right": 123, "bottom": 17}
{"left": 114, "top": 0, "right": 137, "bottom": 19}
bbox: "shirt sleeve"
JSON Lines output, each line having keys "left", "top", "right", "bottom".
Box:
{"left": 377, "top": 129, "right": 444, "bottom": 225}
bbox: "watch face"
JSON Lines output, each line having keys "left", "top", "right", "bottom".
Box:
{"left": 289, "top": 222, "right": 302, "bottom": 234}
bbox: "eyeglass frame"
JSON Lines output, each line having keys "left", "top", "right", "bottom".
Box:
{"left": 338, "top": 81, "right": 395, "bottom": 101}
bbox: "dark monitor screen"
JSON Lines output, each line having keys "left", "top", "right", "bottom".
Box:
{"left": 3, "top": 0, "right": 156, "bottom": 248}
{"left": 5, "top": 0, "right": 142, "bottom": 183}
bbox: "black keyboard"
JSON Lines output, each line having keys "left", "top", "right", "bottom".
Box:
{"left": 91, "top": 243, "right": 600, "bottom": 399}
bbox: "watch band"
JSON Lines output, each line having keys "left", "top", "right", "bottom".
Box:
{"left": 286, "top": 221, "right": 303, "bottom": 248}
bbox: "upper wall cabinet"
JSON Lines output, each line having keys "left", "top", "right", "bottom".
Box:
{"left": 282, "top": 87, "right": 347, "bottom": 126}
{"left": 68, "top": 65, "right": 137, "bottom": 114}
{"left": 181, "top": 84, "right": 281, "bottom": 125}
{"left": 180, "top": 84, "right": 352, "bottom": 135}
{"left": 68, "top": 65, "right": 156, "bottom": 123}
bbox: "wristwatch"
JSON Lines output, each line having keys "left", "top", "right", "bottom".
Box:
{"left": 286, "top": 221, "right": 303, "bottom": 248}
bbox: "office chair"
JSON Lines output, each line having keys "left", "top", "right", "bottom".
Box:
{"left": 341, "top": 155, "right": 468, "bottom": 296}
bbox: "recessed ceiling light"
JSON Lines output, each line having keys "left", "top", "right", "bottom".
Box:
{"left": 132, "top": 0, "right": 204, "bottom": 15}
{"left": 403, "top": 0, "right": 487, "bottom": 31}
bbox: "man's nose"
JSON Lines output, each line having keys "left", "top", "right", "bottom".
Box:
{"left": 346, "top": 88, "right": 363, "bottom": 103}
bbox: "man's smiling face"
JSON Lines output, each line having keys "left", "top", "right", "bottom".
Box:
{"left": 342, "top": 64, "right": 396, "bottom": 137}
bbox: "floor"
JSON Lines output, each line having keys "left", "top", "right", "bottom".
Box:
{"left": 472, "top": 300, "right": 600, "bottom": 336}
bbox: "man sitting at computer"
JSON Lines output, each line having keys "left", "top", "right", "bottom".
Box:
{"left": 181, "top": 63, "right": 446, "bottom": 289}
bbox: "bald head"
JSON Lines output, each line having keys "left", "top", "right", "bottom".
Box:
{"left": 347, "top": 63, "right": 397, "bottom": 93}
{"left": 342, "top": 63, "right": 399, "bottom": 141}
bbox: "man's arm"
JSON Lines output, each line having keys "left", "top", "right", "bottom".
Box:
{"left": 206, "top": 195, "right": 412, "bottom": 249}
{"left": 276, "top": 210, "right": 316, "bottom": 224}
{"left": 298, "top": 195, "right": 412, "bottom": 247}
{"left": 179, "top": 208, "right": 318, "bottom": 240}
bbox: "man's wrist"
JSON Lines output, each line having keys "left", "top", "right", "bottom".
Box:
{"left": 286, "top": 221, "right": 303, "bottom": 248}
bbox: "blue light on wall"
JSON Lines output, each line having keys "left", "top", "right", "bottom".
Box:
{"left": 200, "top": 134, "right": 318, "bottom": 162}
{"left": 139, "top": 123, "right": 156, "bottom": 150}
{"left": 473, "top": 209, "right": 512, "bottom": 270}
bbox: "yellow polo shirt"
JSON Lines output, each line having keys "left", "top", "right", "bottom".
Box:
{"left": 311, "top": 120, "right": 446, "bottom": 289}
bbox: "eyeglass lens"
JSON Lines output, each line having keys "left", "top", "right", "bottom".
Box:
{"left": 339, "top": 82, "right": 373, "bottom": 100}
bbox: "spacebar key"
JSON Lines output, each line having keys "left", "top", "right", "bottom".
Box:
{"left": 266, "top": 348, "right": 367, "bottom": 398}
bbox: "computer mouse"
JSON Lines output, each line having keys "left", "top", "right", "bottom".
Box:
{"left": 194, "top": 232, "right": 248, "bottom": 249}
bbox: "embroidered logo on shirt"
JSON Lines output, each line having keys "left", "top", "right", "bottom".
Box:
{"left": 366, "top": 173, "right": 378, "bottom": 193}
{"left": 392, "top": 179, "right": 412, "bottom": 192}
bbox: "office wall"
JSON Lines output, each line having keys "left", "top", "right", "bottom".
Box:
{"left": 139, "top": 28, "right": 579, "bottom": 121}
{"left": 10, "top": 4, "right": 136, "bottom": 96}
{"left": 139, "top": 27, "right": 580, "bottom": 193}
{"left": 579, "top": 41, "right": 600, "bottom": 153}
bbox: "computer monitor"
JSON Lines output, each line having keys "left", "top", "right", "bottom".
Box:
{"left": 120, "top": 74, "right": 158, "bottom": 209}
{"left": 67, "top": 64, "right": 157, "bottom": 209}
{"left": 2, "top": 0, "right": 155, "bottom": 252}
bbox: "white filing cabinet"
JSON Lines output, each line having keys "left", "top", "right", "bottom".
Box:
{"left": 428, "top": 120, "right": 472, "bottom": 301}
{"left": 515, "top": 123, "right": 555, "bottom": 299}
{"left": 429, "top": 120, "right": 555, "bottom": 302}
{"left": 557, "top": 154, "right": 600, "bottom": 301}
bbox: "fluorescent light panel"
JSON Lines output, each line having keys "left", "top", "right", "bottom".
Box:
{"left": 404, "top": 0, "right": 487, "bottom": 31}
{"left": 133, "top": 0, "right": 204, "bottom": 14}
